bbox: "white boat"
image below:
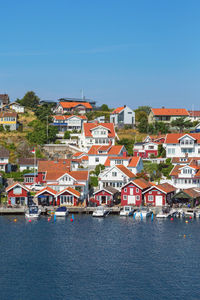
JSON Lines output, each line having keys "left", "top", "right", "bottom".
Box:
{"left": 156, "top": 207, "right": 174, "bottom": 218}
{"left": 183, "top": 209, "right": 196, "bottom": 218}
{"left": 55, "top": 206, "right": 68, "bottom": 217}
{"left": 120, "top": 206, "right": 134, "bottom": 216}
{"left": 92, "top": 206, "right": 110, "bottom": 217}
{"left": 25, "top": 205, "right": 41, "bottom": 218}
{"left": 134, "top": 208, "right": 152, "bottom": 219}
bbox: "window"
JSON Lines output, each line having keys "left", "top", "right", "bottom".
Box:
{"left": 136, "top": 196, "right": 140, "bottom": 200}
{"left": 124, "top": 188, "right": 127, "bottom": 193}
{"left": 123, "top": 195, "right": 127, "bottom": 200}
{"left": 13, "top": 187, "right": 22, "bottom": 195}
{"left": 148, "top": 195, "right": 153, "bottom": 201}
{"left": 95, "top": 157, "right": 99, "bottom": 163}
{"left": 112, "top": 172, "right": 117, "bottom": 177}
{"left": 136, "top": 188, "right": 139, "bottom": 193}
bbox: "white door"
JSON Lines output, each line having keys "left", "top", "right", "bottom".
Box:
{"left": 128, "top": 195, "right": 135, "bottom": 204}
{"left": 130, "top": 188, "right": 134, "bottom": 195}
{"left": 155, "top": 196, "right": 163, "bottom": 206}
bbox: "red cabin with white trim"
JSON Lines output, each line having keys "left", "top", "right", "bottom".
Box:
{"left": 121, "top": 178, "right": 151, "bottom": 206}
{"left": 143, "top": 183, "right": 176, "bottom": 206}
{"left": 6, "top": 182, "right": 30, "bottom": 206}
{"left": 56, "top": 187, "right": 81, "bottom": 206}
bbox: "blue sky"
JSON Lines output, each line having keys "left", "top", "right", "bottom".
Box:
{"left": 0, "top": 0, "right": 200, "bottom": 109}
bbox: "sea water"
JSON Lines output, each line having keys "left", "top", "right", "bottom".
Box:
{"left": 0, "top": 215, "right": 199, "bottom": 300}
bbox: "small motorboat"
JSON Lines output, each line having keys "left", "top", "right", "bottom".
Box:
{"left": 55, "top": 206, "right": 68, "bottom": 217}
{"left": 156, "top": 206, "right": 174, "bottom": 219}
{"left": 183, "top": 209, "right": 196, "bottom": 218}
{"left": 134, "top": 208, "right": 152, "bottom": 219}
{"left": 120, "top": 206, "right": 134, "bottom": 216}
{"left": 92, "top": 206, "right": 110, "bottom": 217}
{"left": 25, "top": 205, "right": 41, "bottom": 218}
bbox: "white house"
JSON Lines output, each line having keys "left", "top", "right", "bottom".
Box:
{"left": 79, "top": 122, "right": 116, "bottom": 151}
{"left": 164, "top": 133, "right": 200, "bottom": 158}
{"left": 104, "top": 156, "right": 143, "bottom": 175}
{"left": 52, "top": 115, "right": 87, "bottom": 132}
{"left": 87, "top": 144, "right": 127, "bottom": 168}
{"left": 188, "top": 111, "right": 200, "bottom": 122}
{"left": 170, "top": 163, "right": 200, "bottom": 189}
{"left": 110, "top": 105, "right": 135, "bottom": 126}
{"left": 19, "top": 158, "right": 37, "bottom": 172}
{"left": 0, "top": 147, "right": 10, "bottom": 172}
{"left": 99, "top": 165, "right": 135, "bottom": 190}
{"left": 7, "top": 102, "right": 24, "bottom": 113}
{"left": 54, "top": 101, "right": 92, "bottom": 115}
{"left": 148, "top": 108, "right": 189, "bottom": 123}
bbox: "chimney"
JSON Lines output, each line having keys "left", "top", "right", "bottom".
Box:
{"left": 124, "top": 105, "right": 126, "bottom": 108}
{"left": 162, "top": 106, "right": 165, "bottom": 109}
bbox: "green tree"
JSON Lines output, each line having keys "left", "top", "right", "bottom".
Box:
{"left": 94, "top": 164, "right": 105, "bottom": 176}
{"left": 0, "top": 125, "right": 4, "bottom": 132}
{"left": 138, "top": 117, "right": 148, "bottom": 133}
{"left": 117, "top": 138, "right": 133, "bottom": 156}
{"left": 135, "top": 110, "right": 148, "bottom": 123}
{"left": 154, "top": 121, "right": 169, "bottom": 134}
{"left": 27, "top": 120, "right": 58, "bottom": 145}
{"left": 157, "top": 144, "right": 166, "bottom": 158}
{"left": 101, "top": 104, "right": 109, "bottom": 111}
{"left": 89, "top": 176, "right": 98, "bottom": 188}
{"left": 171, "top": 117, "right": 193, "bottom": 133}
{"left": 19, "top": 91, "right": 40, "bottom": 109}
{"left": 34, "top": 103, "right": 53, "bottom": 122}
{"left": 137, "top": 106, "right": 151, "bottom": 115}
{"left": 64, "top": 131, "right": 71, "bottom": 139}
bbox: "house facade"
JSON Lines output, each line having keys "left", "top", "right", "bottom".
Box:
{"left": 0, "top": 147, "right": 10, "bottom": 172}
{"left": 148, "top": 108, "right": 189, "bottom": 123}
{"left": 104, "top": 156, "right": 143, "bottom": 174}
{"left": 93, "top": 186, "right": 120, "bottom": 206}
{"left": 0, "top": 111, "right": 18, "bottom": 130}
{"left": 19, "top": 158, "right": 36, "bottom": 172}
{"left": 99, "top": 165, "right": 135, "bottom": 190}
{"left": 121, "top": 178, "right": 151, "bottom": 206}
{"left": 6, "top": 102, "right": 24, "bottom": 113}
{"left": 6, "top": 183, "right": 30, "bottom": 206}
{"left": 80, "top": 123, "right": 116, "bottom": 151}
{"left": 164, "top": 133, "right": 200, "bottom": 158}
{"left": 170, "top": 163, "right": 200, "bottom": 189}
{"left": 188, "top": 111, "right": 200, "bottom": 122}
{"left": 54, "top": 101, "right": 92, "bottom": 115}
{"left": 110, "top": 105, "right": 135, "bottom": 127}
{"left": 143, "top": 183, "right": 176, "bottom": 206}
{"left": 133, "top": 142, "right": 159, "bottom": 158}
{"left": 52, "top": 115, "right": 87, "bottom": 132}
{"left": 56, "top": 187, "right": 81, "bottom": 206}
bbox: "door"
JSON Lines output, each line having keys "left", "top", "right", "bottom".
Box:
{"left": 128, "top": 195, "right": 136, "bottom": 204}
{"left": 101, "top": 196, "right": 106, "bottom": 204}
{"left": 155, "top": 196, "right": 163, "bottom": 206}
{"left": 130, "top": 188, "right": 134, "bottom": 195}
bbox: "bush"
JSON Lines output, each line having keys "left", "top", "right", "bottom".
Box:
{"left": 90, "top": 176, "right": 98, "bottom": 187}
{"left": 64, "top": 131, "right": 71, "bottom": 139}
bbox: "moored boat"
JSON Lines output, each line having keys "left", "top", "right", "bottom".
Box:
{"left": 55, "top": 206, "right": 68, "bottom": 217}
{"left": 134, "top": 208, "right": 152, "bottom": 219}
{"left": 92, "top": 206, "right": 110, "bottom": 217}
{"left": 25, "top": 205, "right": 41, "bottom": 218}
{"left": 120, "top": 206, "right": 134, "bottom": 216}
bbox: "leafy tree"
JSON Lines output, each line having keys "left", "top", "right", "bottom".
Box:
{"left": 34, "top": 104, "right": 53, "bottom": 122}
{"left": 19, "top": 91, "right": 40, "bottom": 109}
{"left": 5, "top": 125, "right": 10, "bottom": 132}
{"left": 101, "top": 104, "right": 109, "bottom": 111}
{"left": 89, "top": 176, "right": 98, "bottom": 187}
{"left": 94, "top": 164, "right": 105, "bottom": 176}
{"left": 27, "top": 120, "right": 58, "bottom": 145}
{"left": 135, "top": 110, "right": 148, "bottom": 123}
{"left": 171, "top": 117, "right": 193, "bottom": 133}
{"left": 157, "top": 144, "right": 166, "bottom": 158}
{"left": 138, "top": 117, "right": 148, "bottom": 133}
{"left": 137, "top": 106, "right": 151, "bottom": 115}
{"left": 64, "top": 131, "right": 71, "bottom": 139}
{"left": 154, "top": 121, "right": 169, "bottom": 134}
{"left": 0, "top": 125, "right": 4, "bottom": 132}
{"left": 117, "top": 138, "right": 133, "bottom": 156}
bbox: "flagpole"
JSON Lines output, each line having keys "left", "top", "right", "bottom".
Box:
{"left": 34, "top": 148, "right": 36, "bottom": 184}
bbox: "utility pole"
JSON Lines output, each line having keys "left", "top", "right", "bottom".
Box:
{"left": 46, "top": 115, "right": 48, "bottom": 143}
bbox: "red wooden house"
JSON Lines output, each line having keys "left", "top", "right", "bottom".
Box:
{"left": 121, "top": 178, "right": 151, "bottom": 206}
{"left": 6, "top": 182, "right": 30, "bottom": 206}
{"left": 93, "top": 186, "right": 120, "bottom": 206}
{"left": 35, "top": 187, "right": 57, "bottom": 206}
{"left": 56, "top": 187, "right": 80, "bottom": 206}
{"left": 143, "top": 183, "right": 176, "bottom": 207}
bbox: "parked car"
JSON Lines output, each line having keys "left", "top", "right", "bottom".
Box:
{"left": 30, "top": 184, "right": 43, "bottom": 191}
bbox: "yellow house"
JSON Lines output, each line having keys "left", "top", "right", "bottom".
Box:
{"left": 0, "top": 111, "right": 18, "bottom": 130}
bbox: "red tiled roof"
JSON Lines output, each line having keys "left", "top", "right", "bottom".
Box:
{"left": 6, "top": 182, "right": 30, "bottom": 192}
{"left": 116, "top": 165, "right": 135, "bottom": 178}
{"left": 104, "top": 156, "right": 130, "bottom": 167}
{"left": 112, "top": 106, "right": 124, "bottom": 114}
{"left": 165, "top": 133, "right": 200, "bottom": 144}
{"left": 88, "top": 145, "right": 102, "bottom": 155}
{"left": 35, "top": 187, "right": 57, "bottom": 196}
{"left": 133, "top": 178, "right": 151, "bottom": 189}
{"left": 80, "top": 155, "right": 88, "bottom": 161}
{"left": 108, "top": 145, "right": 123, "bottom": 155}
{"left": 128, "top": 157, "right": 140, "bottom": 167}
{"left": 83, "top": 123, "right": 115, "bottom": 138}
{"left": 54, "top": 115, "right": 87, "bottom": 120}
{"left": 183, "top": 188, "right": 200, "bottom": 198}
{"left": 188, "top": 111, "right": 200, "bottom": 117}
{"left": 68, "top": 170, "right": 89, "bottom": 181}
{"left": 56, "top": 186, "right": 80, "bottom": 197}
{"left": 38, "top": 160, "right": 71, "bottom": 173}
{"left": 151, "top": 108, "right": 189, "bottom": 116}
{"left": 156, "top": 183, "right": 176, "bottom": 193}
{"left": 0, "top": 111, "right": 17, "bottom": 118}
{"left": 73, "top": 152, "right": 85, "bottom": 157}
{"left": 60, "top": 102, "right": 92, "bottom": 109}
